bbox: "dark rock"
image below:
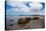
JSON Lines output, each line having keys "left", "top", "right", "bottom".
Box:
{"left": 33, "top": 17, "right": 39, "bottom": 20}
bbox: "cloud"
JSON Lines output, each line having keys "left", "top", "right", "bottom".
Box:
{"left": 6, "top": 1, "right": 45, "bottom": 16}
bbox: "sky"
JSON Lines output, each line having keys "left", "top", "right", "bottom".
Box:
{"left": 6, "top": 1, "right": 45, "bottom": 16}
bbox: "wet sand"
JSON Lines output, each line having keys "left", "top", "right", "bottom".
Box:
{"left": 5, "top": 15, "right": 45, "bottom": 30}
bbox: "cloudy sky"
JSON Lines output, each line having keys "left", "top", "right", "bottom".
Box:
{"left": 6, "top": 1, "right": 45, "bottom": 16}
